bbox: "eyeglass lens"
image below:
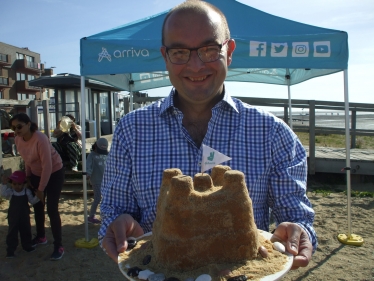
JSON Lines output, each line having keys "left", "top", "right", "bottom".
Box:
{"left": 168, "top": 45, "right": 222, "bottom": 64}
{"left": 11, "top": 124, "right": 24, "bottom": 131}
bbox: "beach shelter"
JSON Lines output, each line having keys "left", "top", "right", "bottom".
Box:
{"left": 79, "top": 0, "right": 361, "bottom": 246}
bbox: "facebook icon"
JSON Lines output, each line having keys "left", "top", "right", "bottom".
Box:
{"left": 250, "top": 41, "right": 267, "bottom": 57}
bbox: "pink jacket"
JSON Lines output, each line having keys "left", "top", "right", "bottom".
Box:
{"left": 15, "top": 131, "right": 63, "bottom": 191}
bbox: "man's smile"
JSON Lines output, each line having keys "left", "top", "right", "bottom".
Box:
{"left": 188, "top": 75, "right": 208, "bottom": 82}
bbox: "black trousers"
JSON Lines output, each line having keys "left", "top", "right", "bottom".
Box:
{"left": 6, "top": 192, "right": 33, "bottom": 252}
{"left": 52, "top": 142, "right": 81, "bottom": 168}
{"left": 30, "top": 167, "right": 65, "bottom": 248}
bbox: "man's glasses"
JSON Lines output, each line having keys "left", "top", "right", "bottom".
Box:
{"left": 164, "top": 39, "right": 230, "bottom": 65}
{"left": 11, "top": 123, "right": 26, "bottom": 131}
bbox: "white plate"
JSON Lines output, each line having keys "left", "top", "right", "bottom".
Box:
{"left": 259, "top": 230, "right": 293, "bottom": 281}
{"left": 119, "top": 231, "right": 293, "bottom": 281}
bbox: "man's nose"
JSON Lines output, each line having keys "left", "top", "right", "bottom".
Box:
{"left": 187, "top": 50, "right": 205, "bottom": 69}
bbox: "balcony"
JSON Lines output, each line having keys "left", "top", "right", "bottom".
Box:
{"left": 0, "top": 77, "right": 11, "bottom": 90}
{"left": 16, "top": 80, "right": 40, "bottom": 92}
{"left": 0, "top": 53, "right": 11, "bottom": 67}
{"left": 15, "top": 59, "right": 44, "bottom": 74}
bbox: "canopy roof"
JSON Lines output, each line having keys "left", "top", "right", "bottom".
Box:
{"left": 80, "top": 0, "right": 348, "bottom": 91}
{"left": 29, "top": 73, "right": 122, "bottom": 91}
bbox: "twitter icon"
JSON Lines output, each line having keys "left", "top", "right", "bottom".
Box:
{"left": 271, "top": 43, "right": 288, "bottom": 57}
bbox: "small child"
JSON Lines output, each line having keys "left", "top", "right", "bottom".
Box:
{"left": 1, "top": 170, "right": 40, "bottom": 258}
{"left": 86, "top": 138, "right": 109, "bottom": 224}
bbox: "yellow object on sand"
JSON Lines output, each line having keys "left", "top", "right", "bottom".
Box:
{"left": 75, "top": 237, "right": 99, "bottom": 249}
{"left": 337, "top": 233, "right": 364, "bottom": 246}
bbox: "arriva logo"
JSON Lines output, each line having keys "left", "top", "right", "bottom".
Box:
{"left": 98, "top": 48, "right": 111, "bottom": 62}
{"left": 98, "top": 47, "right": 149, "bottom": 62}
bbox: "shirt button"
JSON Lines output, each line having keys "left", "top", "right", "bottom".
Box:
{"left": 198, "top": 162, "right": 201, "bottom": 166}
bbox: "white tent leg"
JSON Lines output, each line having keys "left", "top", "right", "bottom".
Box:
{"left": 344, "top": 69, "right": 352, "bottom": 237}
{"left": 80, "top": 76, "right": 88, "bottom": 242}
{"left": 74, "top": 76, "right": 99, "bottom": 248}
{"left": 286, "top": 69, "right": 293, "bottom": 129}
{"left": 337, "top": 69, "right": 363, "bottom": 246}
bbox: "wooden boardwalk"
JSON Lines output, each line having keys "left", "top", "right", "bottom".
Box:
{"left": 304, "top": 146, "right": 374, "bottom": 175}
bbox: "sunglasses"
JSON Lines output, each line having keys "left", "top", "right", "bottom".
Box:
{"left": 11, "top": 123, "right": 26, "bottom": 131}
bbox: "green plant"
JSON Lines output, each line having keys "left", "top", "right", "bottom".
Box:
{"left": 295, "top": 133, "right": 374, "bottom": 149}
{"left": 345, "top": 190, "right": 374, "bottom": 198}
{"left": 313, "top": 188, "right": 331, "bottom": 197}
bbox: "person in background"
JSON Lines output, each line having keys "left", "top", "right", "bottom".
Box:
{"left": 99, "top": 0, "right": 316, "bottom": 270}
{"left": 10, "top": 113, "right": 65, "bottom": 261}
{"left": 86, "top": 138, "right": 109, "bottom": 224}
{"left": 52, "top": 114, "right": 82, "bottom": 172}
{"left": 1, "top": 170, "right": 39, "bottom": 258}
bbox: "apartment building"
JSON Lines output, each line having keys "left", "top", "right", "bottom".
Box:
{"left": 0, "top": 42, "right": 51, "bottom": 100}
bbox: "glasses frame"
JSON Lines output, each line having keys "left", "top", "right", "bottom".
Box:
{"left": 164, "top": 39, "right": 230, "bottom": 65}
{"left": 11, "top": 123, "right": 26, "bottom": 131}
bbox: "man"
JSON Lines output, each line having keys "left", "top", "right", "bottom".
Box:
{"left": 99, "top": 0, "right": 316, "bottom": 270}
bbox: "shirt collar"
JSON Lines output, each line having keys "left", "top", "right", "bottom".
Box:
{"left": 159, "top": 85, "right": 239, "bottom": 115}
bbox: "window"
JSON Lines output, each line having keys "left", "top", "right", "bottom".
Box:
{"left": 0, "top": 77, "right": 8, "bottom": 85}
{"left": 28, "top": 74, "right": 35, "bottom": 81}
{"left": 17, "top": 93, "right": 27, "bottom": 100}
{"left": 0, "top": 53, "right": 7, "bottom": 62}
{"left": 100, "top": 92, "right": 109, "bottom": 122}
{"left": 26, "top": 55, "right": 34, "bottom": 62}
{"left": 29, "top": 94, "right": 36, "bottom": 100}
{"left": 16, "top": 72, "right": 26, "bottom": 81}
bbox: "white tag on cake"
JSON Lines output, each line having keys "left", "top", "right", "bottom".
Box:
{"left": 201, "top": 145, "right": 231, "bottom": 173}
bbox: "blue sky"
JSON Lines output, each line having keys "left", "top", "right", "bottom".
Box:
{"left": 2, "top": 0, "right": 374, "bottom": 108}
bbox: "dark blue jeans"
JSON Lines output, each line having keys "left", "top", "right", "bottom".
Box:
{"left": 30, "top": 167, "right": 65, "bottom": 248}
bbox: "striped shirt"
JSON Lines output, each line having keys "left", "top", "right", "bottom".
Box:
{"left": 99, "top": 88, "right": 317, "bottom": 251}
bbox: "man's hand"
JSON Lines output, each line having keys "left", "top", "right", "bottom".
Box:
{"left": 271, "top": 222, "right": 313, "bottom": 270}
{"left": 102, "top": 214, "right": 144, "bottom": 263}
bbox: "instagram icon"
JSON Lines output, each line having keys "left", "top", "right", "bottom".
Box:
{"left": 292, "top": 42, "right": 309, "bottom": 57}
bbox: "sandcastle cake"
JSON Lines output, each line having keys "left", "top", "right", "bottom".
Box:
{"left": 119, "top": 165, "right": 290, "bottom": 281}
{"left": 152, "top": 165, "right": 259, "bottom": 271}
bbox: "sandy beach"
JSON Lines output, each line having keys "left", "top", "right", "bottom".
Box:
{"left": 0, "top": 184, "right": 373, "bottom": 281}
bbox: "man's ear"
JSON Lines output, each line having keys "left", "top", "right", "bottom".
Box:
{"left": 160, "top": 47, "right": 168, "bottom": 63}
{"left": 226, "top": 39, "right": 236, "bottom": 66}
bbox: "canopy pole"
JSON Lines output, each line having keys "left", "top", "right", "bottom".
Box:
{"left": 75, "top": 76, "right": 99, "bottom": 249}
{"left": 337, "top": 69, "right": 363, "bottom": 246}
{"left": 286, "top": 69, "right": 293, "bottom": 129}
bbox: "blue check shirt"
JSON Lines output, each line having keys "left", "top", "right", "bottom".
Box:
{"left": 99, "top": 88, "right": 317, "bottom": 251}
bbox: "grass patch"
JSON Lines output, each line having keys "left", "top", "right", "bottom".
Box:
{"left": 345, "top": 190, "right": 374, "bottom": 198}
{"left": 313, "top": 188, "right": 331, "bottom": 197}
{"left": 295, "top": 132, "right": 374, "bottom": 149}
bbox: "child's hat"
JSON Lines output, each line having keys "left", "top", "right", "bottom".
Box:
{"left": 95, "top": 138, "right": 109, "bottom": 154}
{"left": 9, "top": 171, "right": 26, "bottom": 183}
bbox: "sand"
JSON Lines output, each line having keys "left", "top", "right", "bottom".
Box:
{"left": 0, "top": 189, "right": 373, "bottom": 281}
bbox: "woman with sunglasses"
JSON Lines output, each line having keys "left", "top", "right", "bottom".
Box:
{"left": 9, "top": 113, "right": 65, "bottom": 261}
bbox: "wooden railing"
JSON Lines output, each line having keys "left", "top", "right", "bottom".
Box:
{"left": 132, "top": 95, "right": 374, "bottom": 175}
{"left": 236, "top": 97, "right": 374, "bottom": 174}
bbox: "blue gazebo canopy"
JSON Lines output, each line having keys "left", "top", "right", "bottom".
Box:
{"left": 80, "top": 0, "right": 348, "bottom": 92}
